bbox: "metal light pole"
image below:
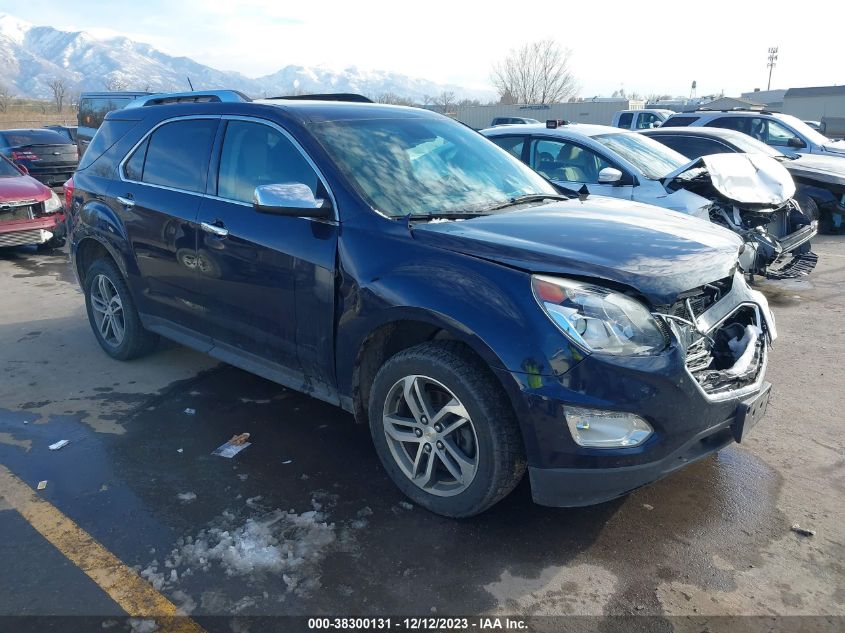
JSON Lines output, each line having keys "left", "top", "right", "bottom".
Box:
{"left": 767, "top": 47, "right": 778, "bottom": 91}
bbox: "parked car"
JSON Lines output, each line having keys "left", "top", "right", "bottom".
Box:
{"left": 45, "top": 125, "right": 79, "bottom": 144}
{"left": 68, "top": 92, "right": 776, "bottom": 517}
{"left": 821, "top": 117, "right": 845, "bottom": 141}
{"left": 662, "top": 109, "right": 845, "bottom": 159}
{"left": 803, "top": 120, "right": 822, "bottom": 132}
{"left": 0, "top": 154, "right": 65, "bottom": 248}
{"left": 482, "top": 122, "right": 817, "bottom": 280}
{"left": 78, "top": 91, "right": 150, "bottom": 152}
{"left": 0, "top": 129, "right": 79, "bottom": 189}
{"left": 491, "top": 116, "right": 541, "bottom": 127}
{"left": 642, "top": 126, "right": 845, "bottom": 234}
{"left": 612, "top": 109, "right": 674, "bottom": 130}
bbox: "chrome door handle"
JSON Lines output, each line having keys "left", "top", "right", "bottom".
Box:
{"left": 116, "top": 196, "right": 135, "bottom": 208}
{"left": 201, "top": 222, "right": 229, "bottom": 237}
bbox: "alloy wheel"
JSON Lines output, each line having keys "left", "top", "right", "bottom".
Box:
{"left": 382, "top": 375, "right": 479, "bottom": 497}
{"left": 89, "top": 274, "right": 125, "bottom": 347}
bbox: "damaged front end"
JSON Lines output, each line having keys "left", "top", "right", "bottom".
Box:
{"left": 655, "top": 272, "right": 776, "bottom": 398}
{"left": 664, "top": 153, "right": 818, "bottom": 279}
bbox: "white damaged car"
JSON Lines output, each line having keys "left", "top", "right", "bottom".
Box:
{"left": 482, "top": 122, "right": 818, "bottom": 279}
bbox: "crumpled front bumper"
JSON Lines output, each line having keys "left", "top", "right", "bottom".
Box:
{"left": 496, "top": 273, "right": 776, "bottom": 507}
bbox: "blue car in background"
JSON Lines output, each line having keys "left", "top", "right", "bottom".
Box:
{"left": 66, "top": 92, "right": 776, "bottom": 517}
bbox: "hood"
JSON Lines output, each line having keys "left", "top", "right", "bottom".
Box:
{"left": 411, "top": 197, "right": 743, "bottom": 306}
{"left": 783, "top": 154, "right": 845, "bottom": 187}
{"left": 821, "top": 140, "right": 845, "bottom": 157}
{"left": 663, "top": 153, "right": 796, "bottom": 206}
{"left": 0, "top": 174, "right": 52, "bottom": 202}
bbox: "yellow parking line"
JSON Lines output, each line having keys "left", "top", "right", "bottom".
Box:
{"left": 0, "top": 464, "right": 205, "bottom": 633}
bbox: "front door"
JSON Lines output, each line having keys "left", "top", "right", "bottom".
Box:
{"left": 196, "top": 118, "right": 338, "bottom": 395}
{"left": 529, "top": 137, "right": 635, "bottom": 200}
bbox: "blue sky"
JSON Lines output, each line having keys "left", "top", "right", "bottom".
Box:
{"left": 1, "top": 0, "right": 840, "bottom": 98}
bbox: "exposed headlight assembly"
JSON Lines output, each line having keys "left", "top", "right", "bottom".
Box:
{"left": 531, "top": 275, "right": 666, "bottom": 356}
{"left": 43, "top": 191, "right": 63, "bottom": 214}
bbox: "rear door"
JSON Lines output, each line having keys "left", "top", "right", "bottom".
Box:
{"left": 195, "top": 117, "right": 339, "bottom": 396}
{"left": 112, "top": 116, "right": 219, "bottom": 332}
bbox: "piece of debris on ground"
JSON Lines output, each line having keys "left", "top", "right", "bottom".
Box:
{"left": 48, "top": 440, "right": 69, "bottom": 451}
{"left": 184, "top": 408, "right": 196, "bottom": 415}
{"left": 212, "top": 433, "right": 251, "bottom": 458}
{"left": 37, "top": 480, "right": 47, "bottom": 490}
{"left": 790, "top": 523, "right": 816, "bottom": 537}
{"left": 177, "top": 492, "right": 197, "bottom": 503}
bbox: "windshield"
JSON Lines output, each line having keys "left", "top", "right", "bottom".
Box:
{"left": 312, "top": 117, "right": 557, "bottom": 217}
{"left": 0, "top": 129, "right": 70, "bottom": 147}
{"left": 592, "top": 132, "right": 688, "bottom": 179}
{"left": 776, "top": 114, "right": 832, "bottom": 146}
{"left": 0, "top": 156, "right": 21, "bottom": 177}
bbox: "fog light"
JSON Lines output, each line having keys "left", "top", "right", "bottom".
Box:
{"left": 563, "top": 406, "right": 653, "bottom": 448}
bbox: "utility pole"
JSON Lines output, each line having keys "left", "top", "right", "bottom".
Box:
{"left": 767, "top": 47, "right": 778, "bottom": 91}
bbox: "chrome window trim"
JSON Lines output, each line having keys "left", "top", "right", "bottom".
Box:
{"left": 117, "top": 114, "right": 339, "bottom": 223}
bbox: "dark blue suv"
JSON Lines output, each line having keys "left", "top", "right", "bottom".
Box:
{"left": 67, "top": 92, "right": 777, "bottom": 517}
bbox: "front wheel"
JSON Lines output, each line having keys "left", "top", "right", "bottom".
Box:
{"left": 368, "top": 342, "right": 526, "bottom": 517}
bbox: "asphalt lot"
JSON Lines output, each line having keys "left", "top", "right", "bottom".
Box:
{"left": 0, "top": 238, "right": 843, "bottom": 632}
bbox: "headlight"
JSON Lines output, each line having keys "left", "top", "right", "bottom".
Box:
{"left": 43, "top": 191, "right": 63, "bottom": 214}
{"left": 531, "top": 275, "right": 666, "bottom": 355}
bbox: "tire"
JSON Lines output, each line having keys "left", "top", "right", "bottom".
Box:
{"left": 368, "top": 341, "right": 526, "bottom": 517}
{"left": 795, "top": 195, "right": 820, "bottom": 224}
{"left": 83, "top": 258, "right": 158, "bottom": 360}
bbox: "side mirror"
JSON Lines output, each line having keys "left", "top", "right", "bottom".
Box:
{"left": 787, "top": 136, "right": 806, "bottom": 149}
{"left": 598, "top": 167, "right": 623, "bottom": 184}
{"left": 253, "top": 183, "right": 333, "bottom": 218}
{"left": 17, "top": 164, "right": 29, "bottom": 175}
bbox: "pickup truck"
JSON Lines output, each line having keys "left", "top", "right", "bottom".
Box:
{"left": 612, "top": 109, "right": 673, "bottom": 130}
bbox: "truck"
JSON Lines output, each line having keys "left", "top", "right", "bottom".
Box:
{"left": 612, "top": 109, "right": 674, "bottom": 130}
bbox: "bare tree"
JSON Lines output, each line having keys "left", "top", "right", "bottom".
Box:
{"left": 0, "top": 85, "right": 12, "bottom": 113}
{"left": 434, "top": 90, "right": 457, "bottom": 114}
{"left": 49, "top": 78, "right": 67, "bottom": 113}
{"left": 374, "top": 92, "right": 415, "bottom": 106}
{"left": 491, "top": 40, "right": 578, "bottom": 104}
{"left": 104, "top": 75, "right": 128, "bottom": 91}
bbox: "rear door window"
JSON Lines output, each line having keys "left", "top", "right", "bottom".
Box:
{"left": 616, "top": 112, "right": 634, "bottom": 128}
{"left": 138, "top": 119, "right": 218, "bottom": 193}
{"left": 216, "top": 120, "right": 318, "bottom": 204}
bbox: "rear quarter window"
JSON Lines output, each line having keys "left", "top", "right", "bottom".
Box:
{"left": 78, "top": 120, "right": 140, "bottom": 171}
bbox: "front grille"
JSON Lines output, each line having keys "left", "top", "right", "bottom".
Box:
{"left": 0, "top": 204, "right": 36, "bottom": 222}
{"left": 683, "top": 305, "right": 765, "bottom": 396}
{"left": 658, "top": 276, "right": 733, "bottom": 322}
{"left": 0, "top": 228, "right": 51, "bottom": 247}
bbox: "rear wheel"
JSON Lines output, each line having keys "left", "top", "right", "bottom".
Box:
{"left": 84, "top": 258, "right": 158, "bottom": 360}
{"left": 368, "top": 341, "right": 525, "bottom": 517}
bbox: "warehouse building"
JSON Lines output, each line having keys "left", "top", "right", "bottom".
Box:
{"left": 454, "top": 99, "right": 643, "bottom": 129}
{"left": 783, "top": 85, "right": 845, "bottom": 121}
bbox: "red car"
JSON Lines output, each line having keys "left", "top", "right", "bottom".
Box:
{"left": 0, "top": 154, "right": 66, "bottom": 248}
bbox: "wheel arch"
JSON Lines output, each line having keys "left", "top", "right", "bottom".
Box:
{"left": 348, "top": 309, "right": 517, "bottom": 426}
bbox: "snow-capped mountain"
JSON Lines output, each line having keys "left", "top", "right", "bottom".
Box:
{"left": 0, "top": 13, "right": 487, "bottom": 101}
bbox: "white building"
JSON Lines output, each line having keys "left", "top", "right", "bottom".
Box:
{"left": 455, "top": 99, "right": 644, "bottom": 129}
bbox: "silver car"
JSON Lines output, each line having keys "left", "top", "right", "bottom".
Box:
{"left": 481, "top": 122, "right": 817, "bottom": 279}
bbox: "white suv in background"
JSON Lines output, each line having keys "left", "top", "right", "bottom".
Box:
{"left": 663, "top": 109, "right": 845, "bottom": 159}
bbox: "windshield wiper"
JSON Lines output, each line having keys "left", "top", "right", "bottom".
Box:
{"left": 405, "top": 211, "right": 492, "bottom": 224}
{"left": 483, "top": 194, "right": 571, "bottom": 212}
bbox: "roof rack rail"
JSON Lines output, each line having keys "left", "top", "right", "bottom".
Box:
{"left": 265, "top": 93, "right": 373, "bottom": 103}
{"left": 694, "top": 106, "right": 779, "bottom": 114}
{"left": 124, "top": 90, "right": 251, "bottom": 109}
